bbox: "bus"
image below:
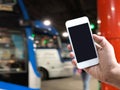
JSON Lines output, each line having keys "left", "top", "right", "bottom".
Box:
{"left": 33, "top": 21, "right": 74, "bottom": 80}
{"left": 0, "top": 0, "right": 40, "bottom": 90}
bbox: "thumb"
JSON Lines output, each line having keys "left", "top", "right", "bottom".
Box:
{"left": 93, "top": 34, "right": 109, "bottom": 48}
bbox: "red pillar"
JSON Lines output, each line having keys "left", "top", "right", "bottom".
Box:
{"left": 98, "top": 0, "right": 120, "bottom": 90}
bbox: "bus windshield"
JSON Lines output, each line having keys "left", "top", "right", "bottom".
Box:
{"left": 0, "top": 28, "right": 27, "bottom": 73}
{"left": 34, "top": 34, "right": 59, "bottom": 49}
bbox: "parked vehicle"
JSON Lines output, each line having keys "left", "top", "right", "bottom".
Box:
{"left": 33, "top": 21, "right": 73, "bottom": 80}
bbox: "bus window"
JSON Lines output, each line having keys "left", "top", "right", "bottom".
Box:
{"left": 34, "top": 34, "right": 59, "bottom": 48}
{"left": 0, "top": 29, "right": 27, "bottom": 73}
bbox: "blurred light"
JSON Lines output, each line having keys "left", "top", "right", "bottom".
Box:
{"left": 32, "top": 34, "right": 35, "bottom": 38}
{"left": 35, "top": 40, "right": 39, "bottom": 44}
{"left": 118, "top": 22, "right": 120, "bottom": 26}
{"left": 43, "top": 20, "right": 51, "bottom": 26}
{"left": 111, "top": 7, "right": 115, "bottom": 11}
{"left": 97, "top": 31, "right": 101, "bottom": 35}
{"left": 107, "top": 15, "right": 111, "bottom": 19}
{"left": 90, "top": 23, "right": 95, "bottom": 30}
{"left": 33, "top": 44, "right": 37, "bottom": 48}
{"left": 48, "top": 28, "right": 52, "bottom": 31}
{"left": 28, "top": 36, "right": 34, "bottom": 41}
{"left": 97, "top": 20, "right": 101, "bottom": 24}
{"left": 62, "top": 32, "right": 68, "bottom": 37}
{"left": 43, "top": 40, "right": 48, "bottom": 44}
{"left": 53, "top": 36, "right": 57, "bottom": 39}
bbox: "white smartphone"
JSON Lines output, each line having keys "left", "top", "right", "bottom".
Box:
{"left": 65, "top": 16, "right": 99, "bottom": 69}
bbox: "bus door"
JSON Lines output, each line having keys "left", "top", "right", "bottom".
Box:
{"left": 0, "top": 28, "right": 28, "bottom": 86}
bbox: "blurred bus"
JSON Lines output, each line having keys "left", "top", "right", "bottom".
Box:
{"left": 0, "top": 0, "right": 40, "bottom": 90}
{"left": 33, "top": 21, "right": 74, "bottom": 80}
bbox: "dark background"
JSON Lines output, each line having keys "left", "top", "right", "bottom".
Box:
{"left": 24, "top": 0, "right": 97, "bottom": 34}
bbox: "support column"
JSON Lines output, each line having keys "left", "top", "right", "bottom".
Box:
{"left": 98, "top": 0, "right": 120, "bottom": 90}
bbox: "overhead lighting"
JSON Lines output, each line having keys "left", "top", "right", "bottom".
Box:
{"left": 62, "top": 32, "right": 68, "bottom": 37}
{"left": 43, "top": 20, "right": 51, "bottom": 26}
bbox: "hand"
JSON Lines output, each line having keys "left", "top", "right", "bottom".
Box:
{"left": 68, "top": 34, "right": 119, "bottom": 86}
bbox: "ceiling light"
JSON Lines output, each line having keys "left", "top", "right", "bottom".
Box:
{"left": 62, "top": 32, "right": 68, "bottom": 37}
{"left": 43, "top": 20, "right": 51, "bottom": 26}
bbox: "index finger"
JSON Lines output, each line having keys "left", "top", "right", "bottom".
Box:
{"left": 67, "top": 44, "right": 72, "bottom": 51}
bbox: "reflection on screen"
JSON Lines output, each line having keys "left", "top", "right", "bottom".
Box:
{"left": 68, "top": 23, "right": 97, "bottom": 63}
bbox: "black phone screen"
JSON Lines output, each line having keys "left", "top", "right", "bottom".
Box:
{"left": 68, "top": 23, "right": 97, "bottom": 63}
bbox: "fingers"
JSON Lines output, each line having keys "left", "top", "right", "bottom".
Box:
{"left": 67, "top": 44, "right": 72, "bottom": 51}
{"left": 72, "top": 59, "right": 77, "bottom": 66}
{"left": 69, "top": 51, "right": 77, "bottom": 66}
{"left": 70, "top": 52, "right": 74, "bottom": 58}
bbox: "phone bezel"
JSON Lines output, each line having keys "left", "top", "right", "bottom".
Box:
{"left": 65, "top": 16, "right": 99, "bottom": 69}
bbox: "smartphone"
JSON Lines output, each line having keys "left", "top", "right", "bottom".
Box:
{"left": 65, "top": 16, "right": 99, "bottom": 69}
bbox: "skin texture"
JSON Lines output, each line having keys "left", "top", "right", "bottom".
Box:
{"left": 68, "top": 34, "right": 120, "bottom": 89}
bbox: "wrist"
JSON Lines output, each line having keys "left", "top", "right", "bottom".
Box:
{"left": 111, "top": 63, "right": 120, "bottom": 77}
{"left": 106, "top": 63, "right": 120, "bottom": 88}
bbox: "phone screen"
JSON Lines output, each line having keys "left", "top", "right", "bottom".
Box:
{"left": 68, "top": 23, "right": 97, "bottom": 63}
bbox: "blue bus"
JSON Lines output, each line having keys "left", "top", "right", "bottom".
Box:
{"left": 0, "top": 0, "right": 40, "bottom": 90}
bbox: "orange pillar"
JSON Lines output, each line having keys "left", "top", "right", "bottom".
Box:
{"left": 98, "top": 0, "right": 120, "bottom": 90}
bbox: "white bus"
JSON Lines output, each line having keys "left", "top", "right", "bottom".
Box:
{"left": 33, "top": 21, "right": 74, "bottom": 80}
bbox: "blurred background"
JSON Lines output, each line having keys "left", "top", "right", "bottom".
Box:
{"left": 24, "top": 0, "right": 97, "bottom": 36}
{"left": 0, "top": 0, "right": 102, "bottom": 90}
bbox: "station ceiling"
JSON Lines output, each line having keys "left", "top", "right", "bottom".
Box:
{"left": 24, "top": 0, "right": 97, "bottom": 34}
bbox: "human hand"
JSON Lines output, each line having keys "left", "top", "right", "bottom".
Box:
{"left": 68, "top": 34, "right": 119, "bottom": 85}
